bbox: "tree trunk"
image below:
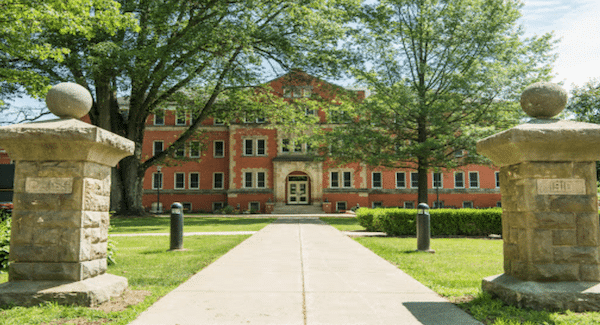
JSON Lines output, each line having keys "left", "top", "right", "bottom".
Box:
{"left": 116, "top": 155, "right": 147, "bottom": 216}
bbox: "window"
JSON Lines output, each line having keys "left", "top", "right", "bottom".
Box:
{"left": 257, "top": 172, "right": 266, "bottom": 188}
{"left": 190, "top": 111, "right": 198, "bottom": 125}
{"left": 249, "top": 202, "right": 260, "bottom": 212}
{"left": 372, "top": 172, "right": 382, "bottom": 188}
{"left": 455, "top": 172, "right": 465, "bottom": 188}
{"left": 244, "top": 172, "right": 252, "bottom": 188}
{"left": 372, "top": 201, "right": 383, "bottom": 208}
{"left": 463, "top": 201, "right": 474, "bottom": 208}
{"left": 175, "top": 110, "right": 186, "bottom": 125}
{"left": 293, "top": 88, "right": 302, "bottom": 98}
{"left": 404, "top": 201, "right": 415, "bottom": 209}
{"left": 214, "top": 118, "right": 224, "bottom": 125}
{"left": 331, "top": 172, "right": 339, "bottom": 188}
{"left": 153, "top": 141, "right": 164, "bottom": 156}
{"left": 303, "top": 88, "right": 312, "bottom": 98}
{"left": 256, "top": 117, "right": 266, "bottom": 123}
{"left": 454, "top": 150, "right": 464, "bottom": 158}
{"left": 433, "top": 201, "right": 444, "bottom": 208}
{"left": 189, "top": 173, "right": 199, "bottom": 189}
{"left": 411, "top": 172, "right": 419, "bottom": 188}
{"left": 174, "top": 173, "right": 185, "bottom": 189}
{"left": 213, "top": 173, "right": 224, "bottom": 189}
{"left": 244, "top": 139, "right": 267, "bottom": 156}
{"left": 495, "top": 171, "right": 500, "bottom": 188}
{"left": 283, "top": 87, "right": 292, "bottom": 98}
{"left": 305, "top": 108, "right": 315, "bottom": 116}
{"left": 294, "top": 142, "right": 302, "bottom": 153}
{"left": 244, "top": 139, "right": 253, "bottom": 156}
{"left": 469, "top": 172, "right": 479, "bottom": 188}
{"left": 497, "top": 201, "right": 502, "bottom": 208}
{"left": 214, "top": 141, "right": 225, "bottom": 158}
{"left": 190, "top": 141, "right": 200, "bottom": 158}
{"left": 182, "top": 202, "right": 192, "bottom": 212}
{"left": 336, "top": 201, "right": 347, "bottom": 211}
{"left": 154, "top": 109, "right": 164, "bottom": 125}
{"left": 396, "top": 172, "right": 406, "bottom": 188}
{"left": 152, "top": 172, "right": 163, "bottom": 189}
{"left": 433, "top": 172, "right": 443, "bottom": 188}
{"left": 330, "top": 110, "right": 351, "bottom": 124}
{"left": 282, "top": 139, "right": 290, "bottom": 153}
{"left": 343, "top": 171, "right": 352, "bottom": 188}
{"left": 213, "top": 202, "right": 225, "bottom": 212}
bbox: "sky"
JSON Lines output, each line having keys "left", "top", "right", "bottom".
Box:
{"left": 5, "top": 0, "right": 600, "bottom": 120}
{"left": 521, "top": 0, "right": 600, "bottom": 91}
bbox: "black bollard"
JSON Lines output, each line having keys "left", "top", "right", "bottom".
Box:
{"left": 170, "top": 202, "right": 185, "bottom": 251}
{"left": 416, "top": 203, "right": 435, "bottom": 253}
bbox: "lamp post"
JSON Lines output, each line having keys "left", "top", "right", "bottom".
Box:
{"left": 156, "top": 166, "right": 162, "bottom": 214}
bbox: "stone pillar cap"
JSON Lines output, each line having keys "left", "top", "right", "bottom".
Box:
{"left": 0, "top": 119, "right": 134, "bottom": 166}
{"left": 477, "top": 119, "right": 600, "bottom": 166}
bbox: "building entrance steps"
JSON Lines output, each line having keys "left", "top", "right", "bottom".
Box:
{"left": 129, "top": 217, "right": 482, "bottom": 325}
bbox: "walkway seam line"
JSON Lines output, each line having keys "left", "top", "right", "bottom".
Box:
{"left": 298, "top": 219, "right": 307, "bottom": 325}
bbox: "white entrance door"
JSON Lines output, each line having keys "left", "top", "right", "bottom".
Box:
{"left": 287, "top": 176, "right": 309, "bottom": 205}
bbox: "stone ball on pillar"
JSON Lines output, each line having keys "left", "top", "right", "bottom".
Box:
{"left": 520, "top": 82, "right": 568, "bottom": 119}
{"left": 45, "top": 82, "right": 93, "bottom": 119}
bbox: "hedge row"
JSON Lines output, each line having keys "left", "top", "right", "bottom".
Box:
{"left": 0, "top": 210, "right": 10, "bottom": 272}
{"left": 356, "top": 207, "right": 502, "bottom": 237}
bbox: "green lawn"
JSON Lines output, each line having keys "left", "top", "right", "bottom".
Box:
{"left": 319, "top": 217, "right": 365, "bottom": 231}
{"left": 0, "top": 235, "right": 250, "bottom": 325}
{"left": 110, "top": 216, "right": 275, "bottom": 234}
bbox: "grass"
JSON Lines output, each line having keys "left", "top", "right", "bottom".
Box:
{"left": 110, "top": 216, "right": 275, "bottom": 234}
{"left": 320, "top": 217, "right": 600, "bottom": 325}
{"left": 319, "top": 216, "right": 365, "bottom": 231}
{"left": 0, "top": 235, "right": 250, "bottom": 325}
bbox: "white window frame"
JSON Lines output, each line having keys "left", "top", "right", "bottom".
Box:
{"left": 372, "top": 201, "right": 383, "bottom": 208}
{"left": 175, "top": 110, "right": 186, "bottom": 126}
{"left": 432, "top": 172, "right": 443, "bottom": 188}
{"left": 154, "top": 109, "right": 164, "bottom": 125}
{"left": 256, "top": 139, "right": 266, "bottom": 156}
{"left": 410, "top": 172, "right": 419, "bottom": 188}
{"left": 396, "top": 172, "right": 406, "bottom": 188}
{"left": 244, "top": 139, "right": 254, "bottom": 156}
{"left": 495, "top": 171, "right": 500, "bottom": 188}
{"left": 244, "top": 172, "right": 253, "bottom": 188}
{"left": 174, "top": 146, "right": 185, "bottom": 158}
{"left": 213, "top": 202, "right": 225, "bottom": 211}
{"left": 343, "top": 171, "right": 352, "bottom": 188}
{"left": 189, "top": 172, "right": 200, "bottom": 189}
{"left": 153, "top": 141, "right": 164, "bottom": 156}
{"left": 330, "top": 171, "right": 353, "bottom": 188}
{"left": 190, "top": 141, "right": 200, "bottom": 158}
{"left": 463, "top": 201, "right": 474, "bottom": 208}
{"left": 403, "top": 201, "right": 415, "bottom": 209}
{"left": 152, "top": 172, "right": 163, "bottom": 190}
{"left": 372, "top": 172, "right": 382, "bottom": 189}
{"left": 214, "top": 118, "right": 225, "bottom": 125}
{"left": 174, "top": 172, "right": 185, "bottom": 189}
{"left": 330, "top": 171, "right": 340, "bottom": 188}
{"left": 243, "top": 138, "right": 267, "bottom": 157}
{"left": 213, "top": 172, "right": 224, "bottom": 189}
{"left": 214, "top": 140, "right": 225, "bottom": 158}
{"left": 454, "top": 172, "right": 465, "bottom": 189}
{"left": 257, "top": 172, "right": 266, "bottom": 188}
{"left": 469, "top": 171, "right": 480, "bottom": 188}
{"left": 336, "top": 201, "right": 347, "bottom": 211}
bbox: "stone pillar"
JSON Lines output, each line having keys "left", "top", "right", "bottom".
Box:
{"left": 477, "top": 82, "right": 600, "bottom": 311}
{"left": 0, "top": 83, "right": 134, "bottom": 307}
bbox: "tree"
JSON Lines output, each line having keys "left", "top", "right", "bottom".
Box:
{"left": 7, "top": 0, "right": 361, "bottom": 215}
{"left": 565, "top": 79, "right": 600, "bottom": 124}
{"left": 0, "top": 0, "right": 137, "bottom": 107}
{"left": 320, "top": 0, "right": 557, "bottom": 204}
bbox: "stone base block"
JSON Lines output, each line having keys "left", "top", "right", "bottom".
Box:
{"left": 483, "top": 273, "right": 600, "bottom": 311}
{"left": 0, "top": 273, "right": 127, "bottom": 307}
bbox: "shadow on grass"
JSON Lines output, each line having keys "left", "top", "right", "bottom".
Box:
{"left": 111, "top": 216, "right": 275, "bottom": 233}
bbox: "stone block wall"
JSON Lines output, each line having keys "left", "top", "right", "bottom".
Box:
{"left": 501, "top": 161, "right": 600, "bottom": 281}
{"left": 9, "top": 161, "right": 111, "bottom": 281}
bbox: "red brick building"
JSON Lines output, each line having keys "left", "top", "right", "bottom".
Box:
{"left": 0, "top": 72, "right": 501, "bottom": 213}
{"left": 137, "top": 72, "right": 501, "bottom": 213}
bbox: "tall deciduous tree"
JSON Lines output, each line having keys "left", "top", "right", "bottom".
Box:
{"left": 320, "top": 0, "right": 557, "bottom": 204}
{"left": 565, "top": 79, "right": 600, "bottom": 124}
{"left": 7, "top": 1, "right": 361, "bottom": 215}
{"left": 0, "top": 0, "right": 137, "bottom": 106}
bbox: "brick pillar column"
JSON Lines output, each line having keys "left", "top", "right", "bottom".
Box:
{"left": 477, "top": 82, "right": 600, "bottom": 311}
{"left": 0, "top": 83, "right": 134, "bottom": 307}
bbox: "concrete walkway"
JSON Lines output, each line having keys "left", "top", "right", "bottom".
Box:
{"left": 129, "top": 217, "right": 481, "bottom": 325}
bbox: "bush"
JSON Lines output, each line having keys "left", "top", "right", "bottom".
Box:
{"left": 0, "top": 209, "right": 11, "bottom": 272}
{"left": 358, "top": 207, "right": 502, "bottom": 237}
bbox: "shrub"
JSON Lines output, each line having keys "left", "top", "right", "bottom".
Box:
{"left": 0, "top": 209, "right": 11, "bottom": 272}
{"left": 359, "top": 207, "right": 502, "bottom": 237}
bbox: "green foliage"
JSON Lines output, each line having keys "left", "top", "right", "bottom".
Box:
{"left": 322, "top": 0, "right": 557, "bottom": 203}
{"left": 356, "top": 207, "right": 502, "bottom": 237}
{"left": 0, "top": 210, "right": 11, "bottom": 272}
{"left": 565, "top": 78, "right": 600, "bottom": 124}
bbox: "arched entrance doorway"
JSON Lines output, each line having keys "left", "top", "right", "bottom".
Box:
{"left": 287, "top": 172, "right": 310, "bottom": 205}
